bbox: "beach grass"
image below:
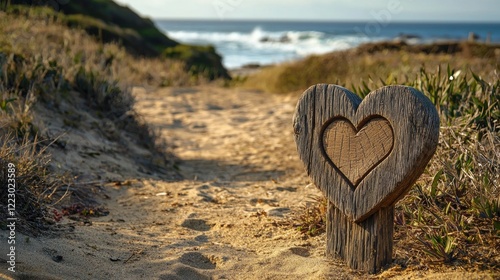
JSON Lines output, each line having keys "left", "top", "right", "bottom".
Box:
{"left": 396, "top": 66, "right": 498, "bottom": 269}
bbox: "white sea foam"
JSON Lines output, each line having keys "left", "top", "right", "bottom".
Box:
{"left": 165, "top": 27, "right": 384, "bottom": 68}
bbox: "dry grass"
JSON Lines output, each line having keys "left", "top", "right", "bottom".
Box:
{"left": 0, "top": 133, "right": 68, "bottom": 234}
{"left": 393, "top": 70, "right": 499, "bottom": 269}
{"left": 289, "top": 195, "right": 328, "bottom": 237}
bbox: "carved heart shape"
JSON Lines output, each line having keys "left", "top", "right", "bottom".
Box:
{"left": 293, "top": 85, "right": 439, "bottom": 222}
{"left": 322, "top": 117, "right": 394, "bottom": 187}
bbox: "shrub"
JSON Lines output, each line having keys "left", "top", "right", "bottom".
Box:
{"left": 164, "top": 44, "right": 231, "bottom": 80}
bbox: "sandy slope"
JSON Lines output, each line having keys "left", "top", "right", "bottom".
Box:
{"left": 1, "top": 86, "right": 497, "bottom": 280}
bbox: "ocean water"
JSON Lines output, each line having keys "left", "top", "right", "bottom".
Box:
{"left": 156, "top": 20, "right": 500, "bottom": 69}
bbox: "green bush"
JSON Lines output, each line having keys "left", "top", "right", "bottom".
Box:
{"left": 164, "top": 44, "right": 230, "bottom": 80}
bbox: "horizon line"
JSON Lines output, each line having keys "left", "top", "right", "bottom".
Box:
{"left": 153, "top": 17, "right": 500, "bottom": 24}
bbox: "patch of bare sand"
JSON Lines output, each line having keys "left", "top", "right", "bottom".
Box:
{"left": 1, "top": 86, "right": 498, "bottom": 279}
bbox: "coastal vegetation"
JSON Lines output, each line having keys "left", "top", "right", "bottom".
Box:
{"left": 243, "top": 40, "right": 500, "bottom": 94}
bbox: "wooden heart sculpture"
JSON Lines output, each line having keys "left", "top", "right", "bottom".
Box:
{"left": 293, "top": 85, "right": 439, "bottom": 222}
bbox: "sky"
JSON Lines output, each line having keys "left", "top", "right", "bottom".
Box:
{"left": 113, "top": 0, "right": 500, "bottom": 22}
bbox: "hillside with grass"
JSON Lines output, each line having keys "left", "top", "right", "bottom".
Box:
{"left": 6, "top": 0, "right": 230, "bottom": 79}
{"left": 0, "top": 8, "right": 189, "bottom": 233}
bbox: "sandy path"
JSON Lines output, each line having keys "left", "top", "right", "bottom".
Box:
{"left": 125, "top": 86, "right": 341, "bottom": 279}
{"left": 2, "top": 86, "right": 495, "bottom": 280}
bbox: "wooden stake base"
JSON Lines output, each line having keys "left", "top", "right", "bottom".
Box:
{"left": 326, "top": 202, "right": 394, "bottom": 273}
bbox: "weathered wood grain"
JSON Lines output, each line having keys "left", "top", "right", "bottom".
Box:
{"left": 293, "top": 84, "right": 440, "bottom": 222}
{"left": 322, "top": 117, "right": 394, "bottom": 187}
{"left": 327, "top": 202, "right": 394, "bottom": 273}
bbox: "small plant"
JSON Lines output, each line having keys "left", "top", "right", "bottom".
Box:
{"left": 291, "top": 195, "right": 327, "bottom": 237}
{"left": 418, "top": 230, "right": 458, "bottom": 263}
{"left": 473, "top": 197, "right": 500, "bottom": 219}
{"left": 61, "top": 203, "right": 109, "bottom": 217}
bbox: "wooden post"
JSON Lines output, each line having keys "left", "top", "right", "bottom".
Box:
{"left": 327, "top": 203, "right": 394, "bottom": 273}
{"left": 293, "top": 84, "right": 439, "bottom": 273}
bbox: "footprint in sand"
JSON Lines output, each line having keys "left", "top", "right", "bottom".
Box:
{"left": 289, "top": 247, "right": 311, "bottom": 257}
{"left": 179, "top": 252, "right": 217, "bottom": 270}
{"left": 194, "top": 234, "right": 209, "bottom": 243}
{"left": 181, "top": 219, "right": 213, "bottom": 232}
